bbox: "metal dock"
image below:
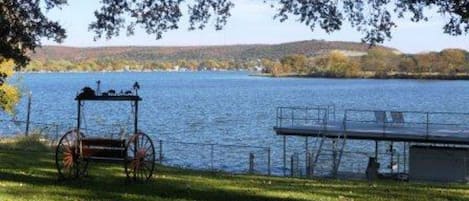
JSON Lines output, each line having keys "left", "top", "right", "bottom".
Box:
{"left": 274, "top": 107, "right": 469, "bottom": 145}
{"left": 273, "top": 106, "right": 469, "bottom": 181}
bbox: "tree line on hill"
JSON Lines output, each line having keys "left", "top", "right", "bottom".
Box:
{"left": 23, "top": 47, "right": 469, "bottom": 80}
{"left": 25, "top": 58, "right": 251, "bottom": 72}
{"left": 261, "top": 48, "right": 469, "bottom": 79}
{"left": 30, "top": 40, "right": 394, "bottom": 62}
{"left": 25, "top": 40, "right": 396, "bottom": 73}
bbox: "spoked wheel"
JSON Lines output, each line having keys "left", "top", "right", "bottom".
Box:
{"left": 55, "top": 129, "right": 89, "bottom": 180}
{"left": 125, "top": 132, "right": 155, "bottom": 182}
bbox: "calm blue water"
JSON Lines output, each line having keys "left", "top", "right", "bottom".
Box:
{"left": 5, "top": 71, "right": 469, "bottom": 174}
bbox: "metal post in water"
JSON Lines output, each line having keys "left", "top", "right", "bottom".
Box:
{"left": 403, "top": 142, "right": 407, "bottom": 173}
{"left": 290, "top": 154, "right": 294, "bottom": 177}
{"left": 290, "top": 153, "right": 298, "bottom": 177}
{"left": 305, "top": 137, "right": 309, "bottom": 176}
{"left": 25, "top": 92, "right": 32, "bottom": 136}
{"left": 159, "top": 140, "right": 163, "bottom": 163}
{"left": 332, "top": 139, "right": 337, "bottom": 178}
{"left": 397, "top": 152, "right": 400, "bottom": 173}
{"left": 306, "top": 152, "right": 311, "bottom": 178}
{"left": 249, "top": 152, "right": 255, "bottom": 174}
{"left": 343, "top": 110, "right": 348, "bottom": 132}
{"left": 283, "top": 136, "right": 286, "bottom": 176}
{"left": 375, "top": 141, "right": 379, "bottom": 160}
{"left": 54, "top": 124, "right": 59, "bottom": 143}
{"left": 267, "top": 147, "right": 271, "bottom": 176}
{"left": 426, "top": 112, "right": 429, "bottom": 137}
{"left": 210, "top": 144, "right": 214, "bottom": 171}
{"left": 390, "top": 142, "right": 394, "bottom": 174}
{"left": 309, "top": 151, "right": 314, "bottom": 177}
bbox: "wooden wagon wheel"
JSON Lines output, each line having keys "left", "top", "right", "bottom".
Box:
{"left": 55, "top": 129, "right": 89, "bottom": 180}
{"left": 125, "top": 132, "right": 155, "bottom": 181}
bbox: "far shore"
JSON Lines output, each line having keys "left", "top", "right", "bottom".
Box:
{"left": 15, "top": 70, "right": 469, "bottom": 80}
{"left": 250, "top": 72, "right": 469, "bottom": 80}
{"left": 15, "top": 69, "right": 246, "bottom": 74}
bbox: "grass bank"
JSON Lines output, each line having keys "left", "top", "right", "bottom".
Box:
{"left": 0, "top": 139, "right": 468, "bottom": 201}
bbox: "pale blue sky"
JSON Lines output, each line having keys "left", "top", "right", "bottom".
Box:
{"left": 42, "top": 0, "right": 469, "bottom": 53}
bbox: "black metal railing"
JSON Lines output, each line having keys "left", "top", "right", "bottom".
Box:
{"left": 343, "top": 109, "right": 469, "bottom": 138}
{"left": 276, "top": 105, "right": 335, "bottom": 128}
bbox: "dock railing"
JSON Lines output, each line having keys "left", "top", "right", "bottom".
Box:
{"left": 343, "top": 109, "right": 469, "bottom": 139}
{"left": 275, "top": 107, "right": 469, "bottom": 141}
{"left": 276, "top": 105, "right": 335, "bottom": 128}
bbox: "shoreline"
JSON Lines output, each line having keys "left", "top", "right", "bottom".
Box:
{"left": 250, "top": 72, "right": 469, "bottom": 80}
{"left": 16, "top": 69, "right": 246, "bottom": 74}
{"left": 16, "top": 70, "right": 469, "bottom": 80}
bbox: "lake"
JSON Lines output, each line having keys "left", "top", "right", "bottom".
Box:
{"left": 4, "top": 71, "right": 469, "bottom": 175}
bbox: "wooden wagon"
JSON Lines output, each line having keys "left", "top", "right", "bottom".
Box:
{"left": 55, "top": 84, "right": 155, "bottom": 181}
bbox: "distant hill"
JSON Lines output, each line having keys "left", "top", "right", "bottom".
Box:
{"left": 30, "top": 40, "right": 398, "bottom": 62}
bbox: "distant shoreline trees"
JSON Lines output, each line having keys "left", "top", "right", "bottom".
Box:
{"left": 21, "top": 47, "right": 469, "bottom": 80}
{"left": 260, "top": 48, "right": 469, "bottom": 79}
{"left": 23, "top": 58, "right": 247, "bottom": 73}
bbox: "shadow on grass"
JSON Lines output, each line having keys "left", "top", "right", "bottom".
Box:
{"left": 0, "top": 170, "right": 308, "bottom": 201}
{"left": 0, "top": 150, "right": 305, "bottom": 201}
{"left": 0, "top": 149, "right": 468, "bottom": 201}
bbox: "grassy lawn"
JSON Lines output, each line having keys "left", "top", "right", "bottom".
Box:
{"left": 0, "top": 138, "right": 468, "bottom": 201}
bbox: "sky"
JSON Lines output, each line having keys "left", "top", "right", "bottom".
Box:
{"left": 42, "top": 0, "right": 469, "bottom": 54}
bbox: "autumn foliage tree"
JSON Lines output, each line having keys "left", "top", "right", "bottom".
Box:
{"left": 315, "top": 51, "right": 361, "bottom": 78}
{"left": 280, "top": 54, "right": 308, "bottom": 74}
{"left": 361, "top": 48, "right": 399, "bottom": 77}
{"left": 398, "top": 55, "right": 418, "bottom": 74}
{"left": 0, "top": 60, "right": 20, "bottom": 114}
{"left": 413, "top": 53, "right": 438, "bottom": 73}
{"left": 438, "top": 49, "right": 466, "bottom": 74}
